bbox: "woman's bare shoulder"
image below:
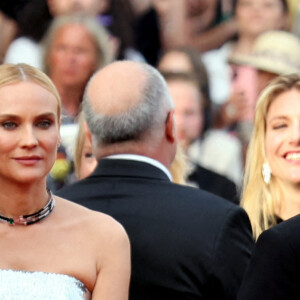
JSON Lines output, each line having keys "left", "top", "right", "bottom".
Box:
{"left": 49, "top": 196, "right": 130, "bottom": 291}
{"left": 54, "top": 195, "right": 128, "bottom": 240}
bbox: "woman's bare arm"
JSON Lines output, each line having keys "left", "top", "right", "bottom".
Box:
{"left": 92, "top": 217, "right": 131, "bottom": 300}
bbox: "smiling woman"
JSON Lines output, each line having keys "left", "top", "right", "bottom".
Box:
{"left": 0, "top": 63, "right": 130, "bottom": 299}
{"left": 241, "top": 73, "right": 300, "bottom": 240}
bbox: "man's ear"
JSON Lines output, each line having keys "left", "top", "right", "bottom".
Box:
{"left": 165, "top": 110, "right": 176, "bottom": 143}
{"left": 83, "top": 121, "right": 92, "bottom": 143}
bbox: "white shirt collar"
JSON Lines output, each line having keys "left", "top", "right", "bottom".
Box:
{"left": 105, "top": 154, "right": 172, "bottom": 181}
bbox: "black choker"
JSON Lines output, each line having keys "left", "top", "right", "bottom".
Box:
{"left": 0, "top": 190, "right": 55, "bottom": 226}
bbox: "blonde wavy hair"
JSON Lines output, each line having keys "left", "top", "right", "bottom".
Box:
{"left": 241, "top": 73, "right": 300, "bottom": 240}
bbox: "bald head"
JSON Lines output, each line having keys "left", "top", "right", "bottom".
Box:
{"left": 83, "top": 60, "right": 174, "bottom": 147}
{"left": 87, "top": 61, "right": 147, "bottom": 115}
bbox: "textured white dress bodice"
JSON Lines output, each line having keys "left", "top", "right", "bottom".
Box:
{"left": 0, "top": 269, "right": 91, "bottom": 300}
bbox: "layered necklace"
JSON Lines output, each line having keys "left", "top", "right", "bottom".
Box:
{"left": 0, "top": 190, "right": 55, "bottom": 226}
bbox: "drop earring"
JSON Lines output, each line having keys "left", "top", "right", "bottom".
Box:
{"left": 262, "top": 162, "right": 271, "bottom": 184}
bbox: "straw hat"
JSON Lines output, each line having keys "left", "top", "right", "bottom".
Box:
{"left": 228, "top": 30, "right": 300, "bottom": 75}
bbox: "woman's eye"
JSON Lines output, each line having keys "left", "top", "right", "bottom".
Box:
{"left": 84, "top": 152, "right": 94, "bottom": 158}
{"left": 37, "top": 120, "right": 52, "bottom": 129}
{"left": 1, "top": 121, "right": 18, "bottom": 130}
{"left": 273, "top": 124, "right": 287, "bottom": 130}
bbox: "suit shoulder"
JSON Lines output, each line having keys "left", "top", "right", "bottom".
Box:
{"left": 173, "top": 182, "right": 238, "bottom": 209}
{"left": 55, "top": 180, "right": 87, "bottom": 198}
{"left": 171, "top": 183, "right": 249, "bottom": 230}
{"left": 259, "top": 214, "right": 300, "bottom": 250}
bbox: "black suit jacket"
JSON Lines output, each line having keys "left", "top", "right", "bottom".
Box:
{"left": 188, "top": 163, "right": 239, "bottom": 204}
{"left": 238, "top": 214, "right": 300, "bottom": 300}
{"left": 57, "top": 159, "right": 254, "bottom": 300}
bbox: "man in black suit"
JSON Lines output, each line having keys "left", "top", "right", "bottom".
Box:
{"left": 238, "top": 215, "right": 300, "bottom": 300}
{"left": 57, "top": 60, "right": 253, "bottom": 299}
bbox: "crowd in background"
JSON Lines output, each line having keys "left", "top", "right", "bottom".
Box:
{"left": 1, "top": 0, "right": 300, "bottom": 228}
{"left": 0, "top": 0, "right": 297, "bottom": 189}
{"left": 1, "top": 0, "right": 300, "bottom": 298}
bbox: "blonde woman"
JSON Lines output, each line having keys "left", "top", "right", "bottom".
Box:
{"left": 0, "top": 63, "right": 130, "bottom": 299}
{"left": 241, "top": 73, "right": 300, "bottom": 239}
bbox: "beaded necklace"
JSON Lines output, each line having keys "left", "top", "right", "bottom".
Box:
{"left": 0, "top": 190, "right": 55, "bottom": 226}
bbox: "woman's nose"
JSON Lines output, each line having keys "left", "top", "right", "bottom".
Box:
{"left": 20, "top": 126, "right": 38, "bottom": 148}
{"left": 289, "top": 122, "right": 300, "bottom": 145}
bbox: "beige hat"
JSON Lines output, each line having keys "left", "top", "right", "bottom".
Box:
{"left": 228, "top": 30, "right": 300, "bottom": 75}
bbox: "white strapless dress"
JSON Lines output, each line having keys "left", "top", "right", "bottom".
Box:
{"left": 0, "top": 269, "right": 91, "bottom": 299}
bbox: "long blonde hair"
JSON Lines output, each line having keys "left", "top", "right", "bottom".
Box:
{"left": 241, "top": 73, "right": 300, "bottom": 239}
{"left": 74, "top": 112, "right": 86, "bottom": 179}
{"left": 170, "top": 145, "right": 190, "bottom": 185}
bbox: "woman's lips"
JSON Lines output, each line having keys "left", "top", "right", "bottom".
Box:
{"left": 14, "top": 156, "right": 42, "bottom": 165}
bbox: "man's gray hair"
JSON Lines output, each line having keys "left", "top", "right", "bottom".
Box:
{"left": 83, "top": 62, "right": 173, "bottom": 146}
